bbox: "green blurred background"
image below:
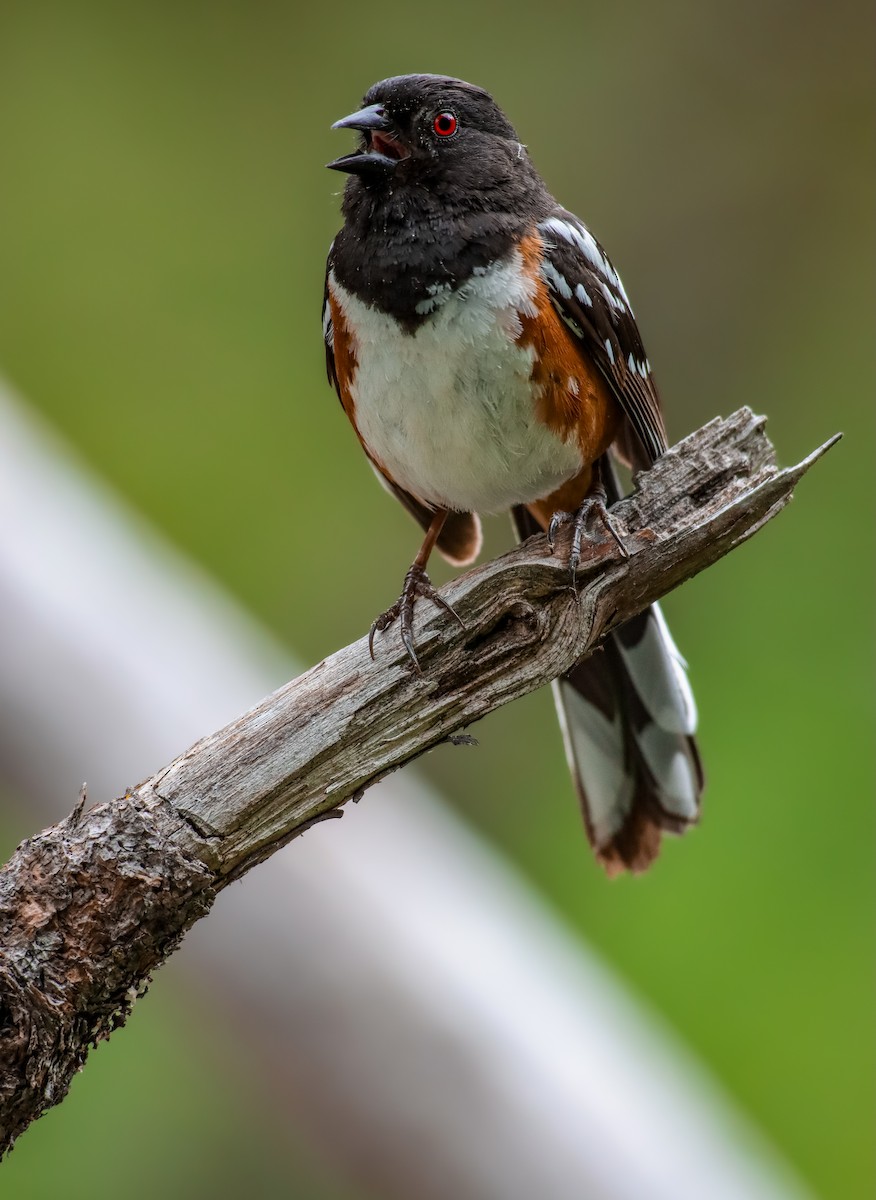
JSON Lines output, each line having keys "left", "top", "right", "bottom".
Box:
{"left": 0, "top": 1, "right": 871, "bottom": 1197}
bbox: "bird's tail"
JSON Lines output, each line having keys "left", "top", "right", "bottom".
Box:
{"left": 511, "top": 474, "right": 703, "bottom": 874}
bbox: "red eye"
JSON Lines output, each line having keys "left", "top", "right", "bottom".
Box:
{"left": 433, "top": 111, "right": 458, "bottom": 137}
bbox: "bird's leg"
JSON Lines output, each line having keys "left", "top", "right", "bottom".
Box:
{"left": 548, "top": 456, "right": 629, "bottom": 576}
{"left": 369, "top": 509, "right": 465, "bottom": 672}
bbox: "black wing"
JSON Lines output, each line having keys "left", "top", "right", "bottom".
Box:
{"left": 323, "top": 246, "right": 340, "bottom": 395}
{"left": 537, "top": 211, "right": 668, "bottom": 470}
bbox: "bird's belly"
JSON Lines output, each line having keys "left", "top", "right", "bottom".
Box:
{"left": 332, "top": 266, "right": 582, "bottom": 514}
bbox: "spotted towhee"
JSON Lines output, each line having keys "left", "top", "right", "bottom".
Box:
{"left": 324, "top": 74, "right": 702, "bottom": 873}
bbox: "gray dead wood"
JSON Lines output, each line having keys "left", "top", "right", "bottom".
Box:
{"left": 0, "top": 407, "right": 838, "bottom": 1153}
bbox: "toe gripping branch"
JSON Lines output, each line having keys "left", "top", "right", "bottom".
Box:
{"left": 369, "top": 562, "right": 465, "bottom": 672}
{"left": 548, "top": 489, "right": 630, "bottom": 576}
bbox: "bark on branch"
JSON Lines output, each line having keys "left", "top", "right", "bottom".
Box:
{"left": 0, "top": 407, "right": 838, "bottom": 1152}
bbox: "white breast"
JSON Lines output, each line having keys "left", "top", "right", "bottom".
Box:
{"left": 330, "top": 251, "right": 582, "bottom": 514}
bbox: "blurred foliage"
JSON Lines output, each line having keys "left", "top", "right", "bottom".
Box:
{"left": 0, "top": 1, "right": 872, "bottom": 1197}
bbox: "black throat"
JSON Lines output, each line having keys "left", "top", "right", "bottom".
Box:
{"left": 331, "top": 170, "right": 552, "bottom": 332}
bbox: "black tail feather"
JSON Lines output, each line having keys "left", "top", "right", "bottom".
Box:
{"left": 511, "top": 477, "right": 703, "bottom": 874}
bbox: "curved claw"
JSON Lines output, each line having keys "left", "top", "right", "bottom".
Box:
{"left": 398, "top": 592, "right": 421, "bottom": 673}
{"left": 431, "top": 590, "right": 466, "bottom": 631}
{"left": 548, "top": 510, "right": 572, "bottom": 553}
{"left": 369, "top": 609, "right": 396, "bottom": 661}
{"left": 369, "top": 563, "right": 466, "bottom": 671}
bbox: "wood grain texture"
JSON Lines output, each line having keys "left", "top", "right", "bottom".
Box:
{"left": 0, "top": 407, "right": 838, "bottom": 1152}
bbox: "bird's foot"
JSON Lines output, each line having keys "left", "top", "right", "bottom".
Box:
{"left": 548, "top": 494, "right": 629, "bottom": 576}
{"left": 368, "top": 563, "right": 465, "bottom": 672}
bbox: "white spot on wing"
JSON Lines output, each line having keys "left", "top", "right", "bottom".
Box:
{"left": 604, "top": 338, "right": 615, "bottom": 365}
{"left": 539, "top": 216, "right": 622, "bottom": 290}
{"left": 575, "top": 283, "right": 593, "bottom": 307}
{"left": 574, "top": 227, "right": 609, "bottom": 277}
{"left": 541, "top": 216, "right": 577, "bottom": 246}
{"left": 600, "top": 282, "right": 625, "bottom": 312}
{"left": 541, "top": 260, "right": 572, "bottom": 300}
{"left": 627, "top": 354, "right": 651, "bottom": 380}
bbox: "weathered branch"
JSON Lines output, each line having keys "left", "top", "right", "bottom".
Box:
{"left": 0, "top": 407, "right": 837, "bottom": 1152}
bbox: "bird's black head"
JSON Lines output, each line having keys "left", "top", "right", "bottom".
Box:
{"left": 327, "top": 75, "right": 552, "bottom": 325}
{"left": 327, "top": 74, "right": 530, "bottom": 195}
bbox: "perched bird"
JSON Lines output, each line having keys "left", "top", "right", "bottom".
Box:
{"left": 323, "top": 74, "right": 702, "bottom": 873}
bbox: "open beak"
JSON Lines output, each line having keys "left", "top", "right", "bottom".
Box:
{"left": 327, "top": 103, "right": 408, "bottom": 175}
